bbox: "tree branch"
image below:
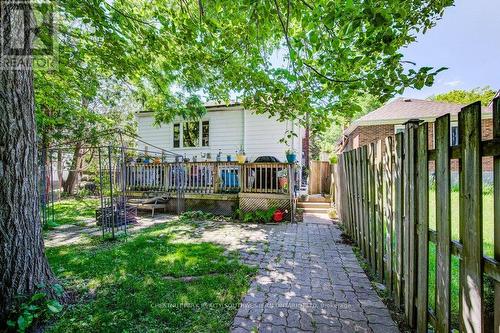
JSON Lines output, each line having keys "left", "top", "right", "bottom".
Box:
{"left": 106, "top": 3, "right": 156, "bottom": 29}
{"left": 303, "top": 62, "right": 363, "bottom": 83}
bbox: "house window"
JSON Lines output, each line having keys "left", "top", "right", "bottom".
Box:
{"left": 394, "top": 125, "right": 405, "bottom": 134}
{"left": 173, "top": 124, "right": 180, "bottom": 148}
{"left": 173, "top": 120, "right": 209, "bottom": 148}
{"left": 450, "top": 122, "right": 459, "bottom": 146}
{"left": 183, "top": 122, "right": 200, "bottom": 147}
{"left": 202, "top": 121, "right": 209, "bottom": 146}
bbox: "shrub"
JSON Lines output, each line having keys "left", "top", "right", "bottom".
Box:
{"left": 327, "top": 207, "right": 337, "bottom": 220}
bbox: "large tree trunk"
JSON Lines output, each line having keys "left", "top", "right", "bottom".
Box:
{"left": 0, "top": 2, "right": 57, "bottom": 322}
{"left": 63, "top": 142, "right": 83, "bottom": 195}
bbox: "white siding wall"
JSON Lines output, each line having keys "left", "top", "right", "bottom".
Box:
{"left": 136, "top": 107, "right": 304, "bottom": 163}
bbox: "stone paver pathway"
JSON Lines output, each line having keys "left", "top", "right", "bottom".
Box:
{"left": 231, "top": 213, "right": 399, "bottom": 333}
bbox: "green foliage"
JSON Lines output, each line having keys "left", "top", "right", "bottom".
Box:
{"left": 44, "top": 198, "right": 99, "bottom": 229}
{"left": 314, "top": 94, "right": 383, "bottom": 156}
{"left": 42, "top": 0, "right": 453, "bottom": 135}
{"left": 329, "top": 155, "right": 338, "bottom": 164}
{"left": 179, "top": 210, "right": 215, "bottom": 221}
{"left": 6, "top": 284, "right": 64, "bottom": 333}
{"left": 430, "top": 86, "right": 496, "bottom": 106}
{"left": 45, "top": 221, "right": 256, "bottom": 332}
{"left": 235, "top": 207, "right": 277, "bottom": 223}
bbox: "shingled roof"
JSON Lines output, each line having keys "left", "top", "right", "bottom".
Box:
{"left": 344, "top": 97, "right": 493, "bottom": 136}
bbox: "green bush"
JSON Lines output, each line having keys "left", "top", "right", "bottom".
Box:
{"left": 6, "top": 284, "right": 64, "bottom": 333}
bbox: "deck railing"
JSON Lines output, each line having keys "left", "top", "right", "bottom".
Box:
{"left": 125, "top": 161, "right": 292, "bottom": 195}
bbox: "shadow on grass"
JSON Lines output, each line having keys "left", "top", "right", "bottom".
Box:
{"left": 46, "top": 222, "right": 256, "bottom": 333}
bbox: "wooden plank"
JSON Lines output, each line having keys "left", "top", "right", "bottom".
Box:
{"left": 384, "top": 137, "right": 394, "bottom": 293}
{"left": 404, "top": 120, "right": 420, "bottom": 327}
{"left": 434, "top": 115, "right": 451, "bottom": 333}
{"left": 375, "top": 140, "right": 384, "bottom": 280}
{"left": 348, "top": 151, "right": 356, "bottom": 237}
{"left": 459, "top": 102, "right": 483, "bottom": 332}
{"left": 493, "top": 97, "right": 500, "bottom": 333}
{"left": 356, "top": 149, "right": 364, "bottom": 251}
{"left": 416, "top": 122, "right": 429, "bottom": 333}
{"left": 344, "top": 152, "right": 353, "bottom": 236}
{"left": 368, "top": 143, "right": 377, "bottom": 270}
{"left": 361, "top": 146, "right": 369, "bottom": 259}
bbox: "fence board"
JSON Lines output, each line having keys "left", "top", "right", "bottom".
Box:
{"left": 368, "top": 143, "right": 376, "bottom": 269}
{"left": 375, "top": 140, "right": 384, "bottom": 280}
{"left": 361, "top": 146, "right": 370, "bottom": 258}
{"left": 494, "top": 97, "right": 500, "bottom": 333}
{"left": 404, "top": 120, "right": 419, "bottom": 327}
{"left": 416, "top": 122, "right": 429, "bottom": 333}
{"left": 459, "top": 102, "right": 483, "bottom": 332}
{"left": 346, "top": 151, "right": 355, "bottom": 239}
{"left": 394, "top": 133, "right": 404, "bottom": 308}
{"left": 384, "top": 137, "right": 394, "bottom": 292}
{"left": 356, "top": 149, "right": 364, "bottom": 252}
{"left": 435, "top": 114, "right": 451, "bottom": 333}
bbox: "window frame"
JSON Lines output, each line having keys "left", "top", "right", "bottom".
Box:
{"left": 394, "top": 124, "right": 405, "bottom": 134}
{"left": 450, "top": 121, "right": 459, "bottom": 146}
{"left": 172, "top": 120, "right": 209, "bottom": 149}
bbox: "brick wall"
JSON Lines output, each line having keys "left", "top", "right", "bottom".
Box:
{"left": 345, "top": 118, "right": 493, "bottom": 172}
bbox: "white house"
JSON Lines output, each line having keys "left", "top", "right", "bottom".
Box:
{"left": 136, "top": 102, "right": 306, "bottom": 164}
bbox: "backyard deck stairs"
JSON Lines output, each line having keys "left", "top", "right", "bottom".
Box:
{"left": 297, "top": 196, "right": 331, "bottom": 214}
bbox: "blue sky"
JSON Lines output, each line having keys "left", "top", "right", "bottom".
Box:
{"left": 399, "top": 0, "right": 500, "bottom": 99}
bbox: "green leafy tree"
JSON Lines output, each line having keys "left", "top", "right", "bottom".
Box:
{"left": 2, "top": 0, "right": 455, "bottom": 322}
{"left": 53, "top": 0, "right": 453, "bottom": 132}
{"left": 430, "top": 86, "right": 497, "bottom": 106}
{"left": 311, "top": 94, "right": 382, "bottom": 158}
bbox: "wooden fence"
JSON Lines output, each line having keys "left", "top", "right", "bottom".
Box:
{"left": 309, "top": 160, "right": 332, "bottom": 195}
{"left": 338, "top": 100, "right": 500, "bottom": 332}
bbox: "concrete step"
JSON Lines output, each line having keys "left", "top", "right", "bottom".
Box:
{"left": 297, "top": 202, "right": 331, "bottom": 209}
{"left": 299, "top": 194, "right": 331, "bottom": 203}
{"left": 299, "top": 207, "right": 330, "bottom": 213}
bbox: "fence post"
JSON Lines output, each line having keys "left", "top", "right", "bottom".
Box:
{"left": 459, "top": 102, "right": 483, "bottom": 332}
{"left": 347, "top": 151, "right": 355, "bottom": 237}
{"left": 493, "top": 97, "right": 500, "bottom": 333}
{"left": 375, "top": 140, "right": 384, "bottom": 281}
{"left": 404, "top": 119, "right": 420, "bottom": 327}
{"left": 416, "top": 122, "right": 429, "bottom": 333}
{"left": 435, "top": 114, "right": 451, "bottom": 333}
{"left": 352, "top": 150, "right": 359, "bottom": 244}
{"left": 368, "top": 143, "right": 377, "bottom": 271}
{"left": 384, "top": 137, "right": 394, "bottom": 293}
{"left": 394, "top": 133, "right": 404, "bottom": 308}
{"left": 361, "top": 146, "right": 369, "bottom": 259}
{"left": 356, "top": 149, "right": 364, "bottom": 250}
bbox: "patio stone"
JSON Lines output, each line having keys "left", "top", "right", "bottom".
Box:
{"left": 229, "top": 213, "right": 399, "bottom": 333}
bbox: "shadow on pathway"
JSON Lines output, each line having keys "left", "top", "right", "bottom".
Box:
{"left": 230, "top": 213, "right": 400, "bottom": 333}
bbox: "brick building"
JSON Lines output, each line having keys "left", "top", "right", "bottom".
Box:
{"left": 338, "top": 97, "right": 495, "bottom": 183}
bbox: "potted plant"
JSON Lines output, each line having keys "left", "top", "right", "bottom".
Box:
{"left": 236, "top": 145, "right": 246, "bottom": 164}
{"left": 285, "top": 149, "right": 297, "bottom": 164}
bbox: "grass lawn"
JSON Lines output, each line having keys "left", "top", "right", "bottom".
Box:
{"left": 45, "top": 198, "right": 99, "bottom": 227}
{"left": 427, "top": 189, "right": 494, "bottom": 329}
{"left": 45, "top": 221, "right": 256, "bottom": 332}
